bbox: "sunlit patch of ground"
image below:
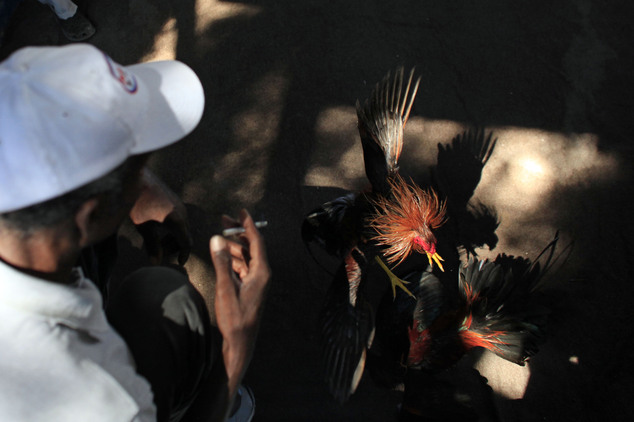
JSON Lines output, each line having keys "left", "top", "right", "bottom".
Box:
{"left": 304, "top": 107, "right": 364, "bottom": 189}
{"left": 474, "top": 351, "right": 531, "bottom": 400}
{"left": 182, "top": 68, "right": 288, "bottom": 206}
{"left": 139, "top": 0, "right": 263, "bottom": 61}
{"left": 304, "top": 112, "right": 468, "bottom": 189}
{"left": 473, "top": 127, "right": 619, "bottom": 258}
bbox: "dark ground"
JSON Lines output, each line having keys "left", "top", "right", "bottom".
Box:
{"left": 2, "top": 1, "right": 634, "bottom": 421}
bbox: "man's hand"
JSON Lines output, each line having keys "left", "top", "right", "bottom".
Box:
{"left": 129, "top": 168, "right": 192, "bottom": 265}
{"left": 210, "top": 209, "right": 271, "bottom": 401}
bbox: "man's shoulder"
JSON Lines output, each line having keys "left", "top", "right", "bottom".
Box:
{"left": 0, "top": 357, "right": 140, "bottom": 420}
{"left": 0, "top": 304, "right": 156, "bottom": 421}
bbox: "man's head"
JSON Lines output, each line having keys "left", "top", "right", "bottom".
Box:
{"left": 0, "top": 44, "right": 204, "bottom": 242}
{"left": 0, "top": 155, "right": 147, "bottom": 244}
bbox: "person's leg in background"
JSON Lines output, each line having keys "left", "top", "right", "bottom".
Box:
{"left": 36, "top": 0, "right": 95, "bottom": 41}
{"left": 0, "top": 0, "right": 23, "bottom": 45}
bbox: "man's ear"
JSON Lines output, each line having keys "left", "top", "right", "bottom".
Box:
{"left": 74, "top": 198, "right": 100, "bottom": 248}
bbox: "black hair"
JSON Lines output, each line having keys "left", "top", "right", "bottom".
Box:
{"left": 0, "top": 158, "right": 138, "bottom": 236}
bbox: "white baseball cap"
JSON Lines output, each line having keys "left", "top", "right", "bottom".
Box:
{"left": 0, "top": 43, "right": 205, "bottom": 213}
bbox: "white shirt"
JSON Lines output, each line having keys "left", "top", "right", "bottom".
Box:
{"left": 0, "top": 259, "right": 157, "bottom": 421}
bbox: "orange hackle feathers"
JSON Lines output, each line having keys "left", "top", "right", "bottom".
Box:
{"left": 368, "top": 174, "right": 447, "bottom": 265}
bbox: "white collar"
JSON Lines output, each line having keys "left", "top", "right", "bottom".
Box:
{"left": 0, "top": 259, "right": 110, "bottom": 333}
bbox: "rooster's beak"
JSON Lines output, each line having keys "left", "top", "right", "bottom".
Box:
{"left": 426, "top": 252, "right": 444, "bottom": 272}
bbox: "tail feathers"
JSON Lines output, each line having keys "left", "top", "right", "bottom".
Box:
{"left": 459, "top": 258, "right": 509, "bottom": 313}
{"left": 460, "top": 322, "right": 544, "bottom": 365}
{"left": 458, "top": 256, "right": 551, "bottom": 364}
{"left": 356, "top": 67, "right": 421, "bottom": 196}
{"left": 494, "top": 230, "right": 565, "bottom": 293}
{"left": 321, "top": 288, "right": 375, "bottom": 403}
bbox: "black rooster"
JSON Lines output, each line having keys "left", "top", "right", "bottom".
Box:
{"left": 302, "top": 68, "right": 504, "bottom": 404}
{"left": 303, "top": 68, "right": 446, "bottom": 272}
{"left": 303, "top": 68, "right": 447, "bottom": 403}
{"left": 373, "top": 233, "right": 562, "bottom": 419}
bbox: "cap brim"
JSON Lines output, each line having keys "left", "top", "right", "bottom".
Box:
{"left": 126, "top": 60, "right": 205, "bottom": 154}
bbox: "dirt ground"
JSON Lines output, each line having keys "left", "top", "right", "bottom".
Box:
{"left": 2, "top": 1, "right": 634, "bottom": 421}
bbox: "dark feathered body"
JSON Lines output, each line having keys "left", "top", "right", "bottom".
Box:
{"left": 347, "top": 249, "right": 556, "bottom": 420}
{"left": 302, "top": 192, "right": 368, "bottom": 261}
{"left": 386, "top": 234, "right": 560, "bottom": 377}
{"left": 302, "top": 68, "right": 450, "bottom": 403}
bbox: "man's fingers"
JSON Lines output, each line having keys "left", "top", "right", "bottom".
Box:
{"left": 218, "top": 210, "right": 270, "bottom": 287}
{"left": 210, "top": 236, "right": 240, "bottom": 305}
{"left": 224, "top": 239, "right": 249, "bottom": 277}
{"left": 239, "top": 210, "right": 265, "bottom": 257}
{"left": 238, "top": 209, "right": 256, "bottom": 234}
{"left": 238, "top": 209, "right": 270, "bottom": 281}
{"left": 225, "top": 238, "right": 247, "bottom": 260}
{"left": 226, "top": 245, "right": 248, "bottom": 278}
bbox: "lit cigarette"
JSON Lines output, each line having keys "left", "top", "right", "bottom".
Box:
{"left": 222, "top": 221, "right": 268, "bottom": 236}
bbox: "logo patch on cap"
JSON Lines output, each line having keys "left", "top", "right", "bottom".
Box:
{"left": 103, "top": 53, "right": 138, "bottom": 94}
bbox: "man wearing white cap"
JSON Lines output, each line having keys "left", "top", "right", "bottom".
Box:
{"left": 0, "top": 43, "right": 270, "bottom": 422}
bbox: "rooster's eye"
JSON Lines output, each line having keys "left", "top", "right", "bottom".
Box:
{"left": 414, "top": 237, "right": 435, "bottom": 254}
{"left": 413, "top": 237, "right": 426, "bottom": 248}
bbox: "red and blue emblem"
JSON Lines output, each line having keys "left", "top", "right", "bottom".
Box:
{"left": 103, "top": 53, "right": 138, "bottom": 94}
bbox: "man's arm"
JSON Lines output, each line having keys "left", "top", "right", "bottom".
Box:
{"left": 184, "top": 209, "right": 270, "bottom": 421}
{"left": 128, "top": 168, "right": 192, "bottom": 265}
{"left": 211, "top": 210, "right": 270, "bottom": 399}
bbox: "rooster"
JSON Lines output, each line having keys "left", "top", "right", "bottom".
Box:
{"left": 402, "top": 245, "right": 557, "bottom": 372}
{"left": 303, "top": 68, "right": 446, "bottom": 274}
{"left": 303, "top": 68, "right": 448, "bottom": 403}
{"left": 371, "top": 233, "right": 562, "bottom": 419}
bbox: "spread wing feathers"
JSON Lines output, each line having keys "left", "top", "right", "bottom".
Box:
{"left": 435, "top": 128, "right": 497, "bottom": 210}
{"left": 356, "top": 67, "right": 421, "bottom": 196}
{"left": 321, "top": 263, "right": 375, "bottom": 403}
{"left": 457, "top": 240, "right": 558, "bottom": 364}
{"left": 302, "top": 193, "right": 363, "bottom": 260}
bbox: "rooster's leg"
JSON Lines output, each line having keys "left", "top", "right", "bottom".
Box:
{"left": 374, "top": 255, "right": 415, "bottom": 299}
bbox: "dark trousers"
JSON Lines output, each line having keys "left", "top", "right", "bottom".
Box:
{"left": 106, "top": 267, "right": 220, "bottom": 422}
{"left": 0, "top": 0, "right": 21, "bottom": 42}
